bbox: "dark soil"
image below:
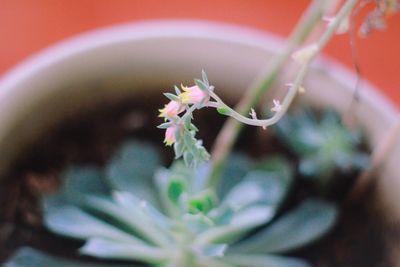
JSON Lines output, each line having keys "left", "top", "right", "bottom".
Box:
{"left": 0, "top": 94, "right": 394, "bottom": 266}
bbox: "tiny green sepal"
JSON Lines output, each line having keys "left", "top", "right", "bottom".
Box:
{"left": 174, "top": 85, "right": 182, "bottom": 95}
{"left": 163, "top": 93, "right": 180, "bottom": 102}
{"left": 201, "top": 70, "right": 209, "bottom": 87}
{"left": 157, "top": 122, "right": 173, "bottom": 129}
{"left": 217, "top": 106, "right": 231, "bottom": 116}
{"left": 194, "top": 79, "right": 208, "bottom": 91}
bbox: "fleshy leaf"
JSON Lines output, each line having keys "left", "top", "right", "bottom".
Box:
{"left": 44, "top": 205, "right": 141, "bottom": 244}
{"left": 4, "top": 247, "right": 135, "bottom": 267}
{"left": 183, "top": 213, "right": 214, "bottom": 233}
{"left": 63, "top": 166, "right": 110, "bottom": 196}
{"left": 112, "top": 191, "right": 173, "bottom": 231}
{"left": 82, "top": 195, "right": 169, "bottom": 246}
{"left": 80, "top": 238, "right": 168, "bottom": 264}
{"left": 196, "top": 206, "right": 273, "bottom": 244}
{"left": 222, "top": 168, "right": 290, "bottom": 212}
{"left": 216, "top": 153, "right": 252, "bottom": 199}
{"left": 274, "top": 108, "right": 368, "bottom": 188}
{"left": 188, "top": 189, "right": 217, "bottom": 214}
{"left": 201, "top": 244, "right": 227, "bottom": 258}
{"left": 105, "top": 140, "right": 161, "bottom": 206}
{"left": 223, "top": 254, "right": 310, "bottom": 267}
{"left": 231, "top": 199, "right": 337, "bottom": 253}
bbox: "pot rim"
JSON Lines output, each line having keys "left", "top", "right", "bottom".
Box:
{"left": 0, "top": 20, "right": 397, "bottom": 117}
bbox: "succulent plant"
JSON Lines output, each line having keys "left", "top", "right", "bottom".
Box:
{"left": 7, "top": 140, "right": 337, "bottom": 267}
{"left": 274, "top": 108, "right": 369, "bottom": 189}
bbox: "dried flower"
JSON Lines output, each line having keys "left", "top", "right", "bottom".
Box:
{"left": 271, "top": 99, "right": 282, "bottom": 112}
{"left": 292, "top": 44, "right": 319, "bottom": 64}
{"left": 359, "top": 0, "right": 400, "bottom": 36}
{"left": 323, "top": 16, "right": 350, "bottom": 34}
{"left": 159, "top": 100, "right": 185, "bottom": 120}
{"left": 180, "top": 85, "right": 209, "bottom": 105}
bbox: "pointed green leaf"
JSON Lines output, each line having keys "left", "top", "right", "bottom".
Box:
{"left": 194, "top": 79, "right": 208, "bottom": 91}
{"left": 44, "top": 206, "right": 141, "bottom": 244}
{"left": 157, "top": 122, "right": 173, "bottom": 129}
{"left": 174, "top": 85, "right": 182, "bottom": 95}
{"left": 196, "top": 206, "right": 273, "bottom": 244}
{"left": 112, "top": 191, "right": 173, "bottom": 231}
{"left": 105, "top": 140, "right": 161, "bottom": 206}
{"left": 167, "top": 179, "right": 186, "bottom": 204}
{"left": 163, "top": 92, "right": 180, "bottom": 102}
{"left": 83, "top": 195, "right": 169, "bottom": 246}
{"left": 201, "top": 244, "right": 227, "bottom": 258}
{"left": 80, "top": 238, "right": 168, "bottom": 264}
{"left": 231, "top": 199, "right": 338, "bottom": 253}
{"left": 217, "top": 106, "right": 231, "bottom": 116}
{"left": 4, "top": 247, "right": 135, "bottom": 267}
{"left": 201, "top": 70, "right": 209, "bottom": 87}
{"left": 224, "top": 254, "right": 310, "bottom": 267}
{"left": 217, "top": 153, "right": 252, "bottom": 198}
{"left": 63, "top": 166, "right": 110, "bottom": 196}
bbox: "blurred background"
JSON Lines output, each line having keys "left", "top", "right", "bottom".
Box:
{"left": 0, "top": 0, "right": 399, "bottom": 105}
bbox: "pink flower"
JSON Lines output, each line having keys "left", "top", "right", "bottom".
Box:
{"left": 180, "top": 85, "right": 209, "bottom": 105}
{"left": 164, "top": 125, "right": 178, "bottom": 146}
{"left": 159, "top": 100, "right": 185, "bottom": 120}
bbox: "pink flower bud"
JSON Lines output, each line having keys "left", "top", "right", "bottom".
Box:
{"left": 159, "top": 100, "right": 185, "bottom": 120}
{"left": 164, "top": 125, "right": 178, "bottom": 146}
{"left": 180, "top": 85, "right": 209, "bottom": 105}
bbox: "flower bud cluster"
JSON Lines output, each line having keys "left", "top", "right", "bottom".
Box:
{"left": 158, "top": 73, "right": 211, "bottom": 166}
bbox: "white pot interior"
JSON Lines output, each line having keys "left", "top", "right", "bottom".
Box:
{"left": 0, "top": 21, "right": 399, "bottom": 264}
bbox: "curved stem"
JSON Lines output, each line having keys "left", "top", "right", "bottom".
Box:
{"left": 207, "top": 0, "right": 359, "bottom": 188}
{"left": 206, "top": 0, "right": 328, "bottom": 188}
{"left": 208, "top": 69, "right": 307, "bottom": 128}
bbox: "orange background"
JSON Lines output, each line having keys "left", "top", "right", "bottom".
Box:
{"left": 0, "top": 0, "right": 399, "bottom": 107}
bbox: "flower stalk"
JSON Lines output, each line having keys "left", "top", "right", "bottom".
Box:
{"left": 207, "top": 0, "right": 360, "bottom": 188}
{"left": 158, "top": 0, "right": 360, "bottom": 187}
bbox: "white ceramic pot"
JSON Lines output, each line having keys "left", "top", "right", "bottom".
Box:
{"left": 0, "top": 21, "right": 399, "bottom": 264}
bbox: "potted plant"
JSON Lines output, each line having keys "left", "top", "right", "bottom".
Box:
{"left": 1, "top": 0, "right": 400, "bottom": 266}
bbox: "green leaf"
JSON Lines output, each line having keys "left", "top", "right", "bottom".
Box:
{"left": 4, "top": 247, "right": 135, "bottom": 267}
{"left": 83, "top": 195, "right": 169, "bottom": 246}
{"left": 173, "top": 139, "right": 185, "bottom": 158}
{"left": 44, "top": 205, "right": 141, "bottom": 244}
{"left": 217, "top": 153, "right": 252, "bottom": 199}
{"left": 196, "top": 206, "right": 273, "bottom": 244}
{"left": 208, "top": 206, "right": 235, "bottom": 226}
{"left": 274, "top": 108, "right": 367, "bottom": 188}
{"left": 157, "top": 122, "right": 173, "bottom": 129}
{"left": 80, "top": 238, "right": 168, "bottom": 264}
{"left": 201, "top": 244, "right": 227, "bottom": 258}
{"left": 167, "top": 179, "right": 186, "bottom": 204}
{"left": 105, "top": 140, "right": 161, "bottom": 206}
{"left": 112, "top": 191, "right": 173, "bottom": 231}
{"left": 222, "top": 169, "right": 289, "bottom": 213}
{"left": 63, "top": 166, "right": 110, "bottom": 195}
{"left": 188, "top": 189, "right": 217, "bottom": 214}
{"left": 174, "top": 85, "right": 182, "bottom": 95}
{"left": 231, "top": 199, "right": 337, "bottom": 253}
{"left": 194, "top": 79, "right": 208, "bottom": 91}
{"left": 175, "top": 127, "right": 210, "bottom": 168}
{"left": 154, "top": 167, "right": 183, "bottom": 218}
{"left": 201, "top": 70, "right": 209, "bottom": 87}
{"left": 224, "top": 254, "right": 310, "bottom": 267}
{"left": 217, "top": 106, "right": 230, "bottom": 116}
{"left": 163, "top": 92, "right": 180, "bottom": 102}
{"left": 183, "top": 213, "right": 214, "bottom": 233}
{"left": 198, "top": 258, "right": 237, "bottom": 267}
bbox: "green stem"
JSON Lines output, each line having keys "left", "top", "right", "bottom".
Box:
{"left": 206, "top": 0, "right": 329, "bottom": 188}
